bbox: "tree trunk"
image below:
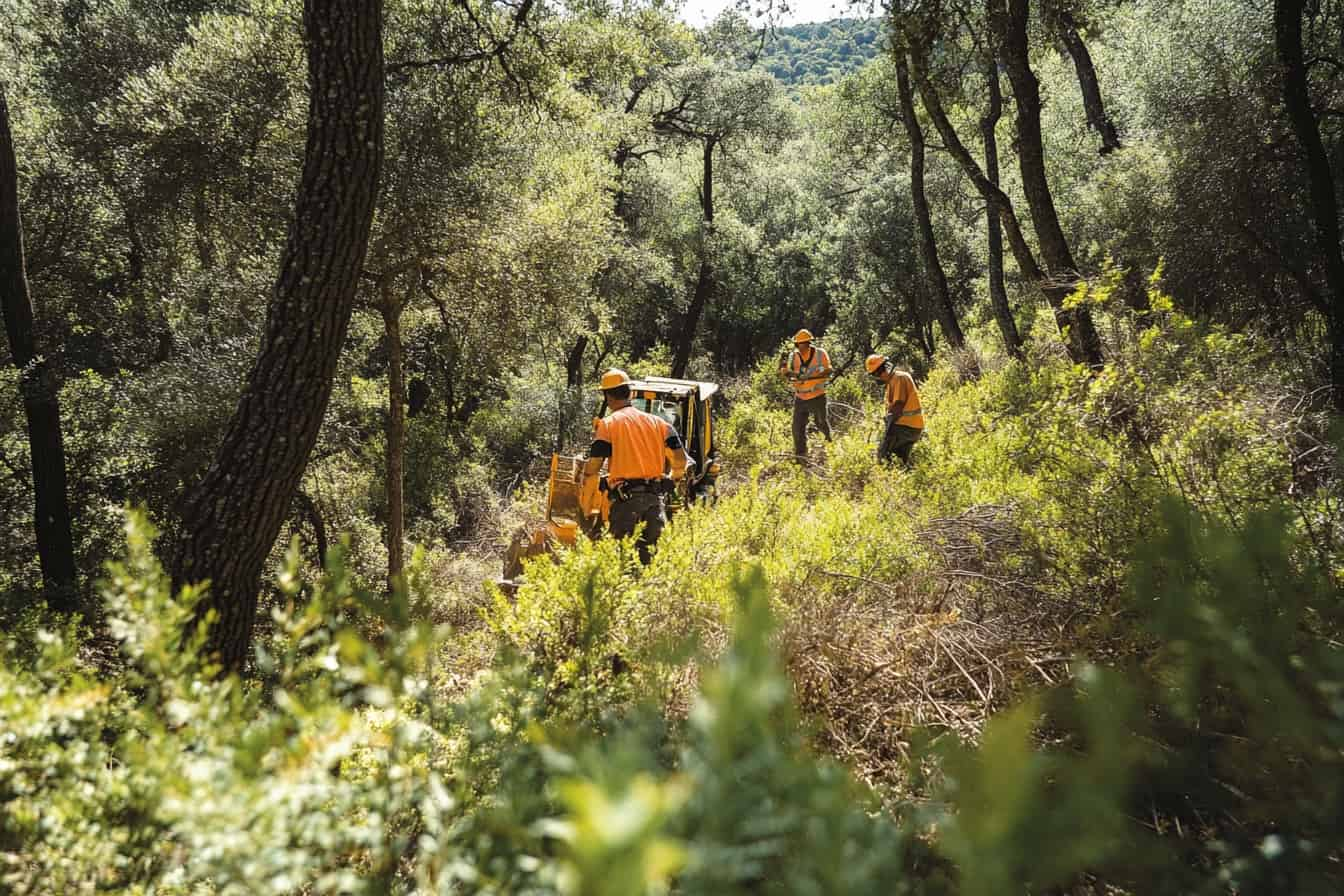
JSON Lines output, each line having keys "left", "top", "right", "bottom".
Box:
{"left": 906, "top": 46, "right": 1091, "bottom": 363}
{"left": 915, "top": 315, "right": 936, "bottom": 361}
{"left": 294, "top": 490, "right": 329, "bottom": 567}
{"left": 380, "top": 283, "right": 405, "bottom": 590}
{"left": 1276, "top": 0, "right": 1344, "bottom": 409}
{"left": 0, "top": 87, "right": 78, "bottom": 612}
{"left": 992, "top": 0, "right": 1104, "bottom": 366}
{"left": 565, "top": 334, "right": 588, "bottom": 387}
{"left": 672, "top": 259, "right": 712, "bottom": 379}
{"left": 896, "top": 56, "right": 967, "bottom": 351}
{"left": 670, "top": 137, "right": 716, "bottom": 379}
{"left": 171, "top": 0, "right": 384, "bottom": 672}
{"left": 981, "top": 55, "right": 1025, "bottom": 359}
{"left": 1054, "top": 8, "right": 1121, "bottom": 154}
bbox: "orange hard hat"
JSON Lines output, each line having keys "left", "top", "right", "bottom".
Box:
{"left": 793, "top": 328, "right": 814, "bottom": 344}
{"left": 597, "top": 368, "right": 633, "bottom": 391}
{"left": 865, "top": 354, "right": 888, "bottom": 374}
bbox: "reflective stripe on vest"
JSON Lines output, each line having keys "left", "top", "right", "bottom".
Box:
{"left": 790, "top": 347, "right": 829, "bottom": 400}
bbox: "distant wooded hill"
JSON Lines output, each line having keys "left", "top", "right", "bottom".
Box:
{"left": 759, "top": 18, "right": 883, "bottom": 86}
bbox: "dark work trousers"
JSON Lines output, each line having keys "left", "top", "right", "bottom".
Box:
{"left": 792, "top": 394, "right": 832, "bottom": 460}
{"left": 608, "top": 491, "right": 667, "bottom": 565}
{"left": 878, "top": 415, "right": 922, "bottom": 468}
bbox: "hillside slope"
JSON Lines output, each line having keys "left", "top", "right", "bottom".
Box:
{"left": 5, "top": 300, "right": 1343, "bottom": 893}
{"left": 760, "top": 17, "right": 883, "bottom": 86}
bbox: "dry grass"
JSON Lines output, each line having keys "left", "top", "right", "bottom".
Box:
{"left": 778, "top": 503, "right": 1086, "bottom": 792}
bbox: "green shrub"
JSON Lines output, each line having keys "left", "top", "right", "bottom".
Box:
{"left": 0, "top": 515, "right": 923, "bottom": 895}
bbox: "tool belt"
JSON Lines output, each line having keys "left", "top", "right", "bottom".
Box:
{"left": 605, "top": 477, "right": 673, "bottom": 503}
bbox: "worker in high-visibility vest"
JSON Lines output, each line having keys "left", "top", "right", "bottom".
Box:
{"left": 778, "top": 329, "right": 833, "bottom": 461}
{"left": 585, "top": 369, "right": 694, "bottom": 564}
{"left": 866, "top": 354, "right": 924, "bottom": 467}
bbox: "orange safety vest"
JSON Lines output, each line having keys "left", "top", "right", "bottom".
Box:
{"left": 593, "top": 406, "right": 674, "bottom": 486}
{"left": 884, "top": 370, "right": 924, "bottom": 430}
{"left": 787, "top": 346, "right": 831, "bottom": 400}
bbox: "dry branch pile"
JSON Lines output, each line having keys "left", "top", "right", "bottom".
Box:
{"left": 779, "top": 503, "right": 1084, "bottom": 791}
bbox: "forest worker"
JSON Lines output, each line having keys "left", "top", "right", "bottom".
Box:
{"left": 866, "top": 354, "right": 924, "bottom": 467}
{"left": 778, "top": 328, "right": 833, "bottom": 461}
{"left": 585, "top": 369, "right": 694, "bottom": 564}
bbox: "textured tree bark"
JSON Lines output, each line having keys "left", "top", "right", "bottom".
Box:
{"left": 1054, "top": 8, "right": 1121, "bottom": 154}
{"left": 171, "top": 0, "right": 384, "bottom": 672}
{"left": 992, "top": 0, "right": 1104, "bottom": 366}
{"left": 380, "top": 283, "right": 405, "bottom": 589}
{"left": 896, "top": 57, "right": 967, "bottom": 351}
{"left": 670, "top": 138, "right": 716, "bottom": 379}
{"left": 981, "top": 56, "right": 1025, "bottom": 359}
{"left": 1276, "top": 0, "right": 1344, "bottom": 409}
{"left": 0, "top": 87, "right": 78, "bottom": 612}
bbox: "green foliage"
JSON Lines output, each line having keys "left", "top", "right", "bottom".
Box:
{"left": 0, "top": 513, "right": 914, "bottom": 894}
{"left": 673, "top": 566, "right": 913, "bottom": 895}
{"left": 6, "top": 302, "right": 1344, "bottom": 893}
{"left": 7, "top": 0, "right": 1344, "bottom": 891}
{"left": 760, "top": 19, "right": 883, "bottom": 87}
{"left": 912, "top": 496, "right": 1344, "bottom": 895}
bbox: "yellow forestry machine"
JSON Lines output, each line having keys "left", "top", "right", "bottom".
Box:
{"left": 502, "top": 376, "right": 722, "bottom": 582}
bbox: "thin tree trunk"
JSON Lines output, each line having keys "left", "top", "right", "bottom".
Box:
{"left": 1276, "top": 0, "right": 1344, "bottom": 408}
{"left": 294, "top": 490, "right": 329, "bottom": 566}
{"left": 673, "top": 259, "right": 712, "bottom": 379}
{"left": 0, "top": 87, "right": 78, "bottom": 611}
{"left": 565, "top": 334, "right": 588, "bottom": 387}
{"left": 380, "top": 283, "right": 405, "bottom": 589}
{"left": 915, "top": 316, "right": 935, "bottom": 360}
{"left": 905, "top": 47, "right": 1090, "bottom": 363}
{"left": 171, "top": 0, "right": 384, "bottom": 672}
{"left": 1054, "top": 8, "right": 1121, "bottom": 154}
{"left": 981, "top": 54, "right": 1025, "bottom": 359}
{"left": 670, "top": 137, "right": 716, "bottom": 379}
{"left": 896, "top": 56, "right": 967, "bottom": 351}
{"left": 992, "top": 0, "right": 1104, "bottom": 366}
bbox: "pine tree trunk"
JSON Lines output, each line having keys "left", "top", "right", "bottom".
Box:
{"left": 1275, "top": 0, "right": 1344, "bottom": 409}
{"left": 171, "top": 0, "right": 384, "bottom": 672}
{"left": 381, "top": 284, "right": 405, "bottom": 589}
{"left": 670, "top": 138, "right": 716, "bottom": 379}
{"left": 981, "top": 56, "right": 1025, "bottom": 359}
{"left": 896, "top": 56, "right": 967, "bottom": 351}
{"left": 0, "top": 87, "right": 78, "bottom": 612}
{"left": 992, "top": 0, "right": 1104, "bottom": 366}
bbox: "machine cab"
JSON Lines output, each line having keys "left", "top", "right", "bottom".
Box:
{"left": 503, "top": 375, "right": 724, "bottom": 583}
{"left": 594, "top": 376, "right": 721, "bottom": 495}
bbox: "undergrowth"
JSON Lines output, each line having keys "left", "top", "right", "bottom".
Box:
{"left": 3, "top": 287, "right": 1343, "bottom": 893}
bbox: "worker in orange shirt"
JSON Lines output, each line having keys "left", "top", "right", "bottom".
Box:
{"left": 866, "top": 354, "right": 924, "bottom": 467}
{"left": 585, "top": 369, "right": 694, "bottom": 564}
{"left": 778, "top": 329, "right": 833, "bottom": 461}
